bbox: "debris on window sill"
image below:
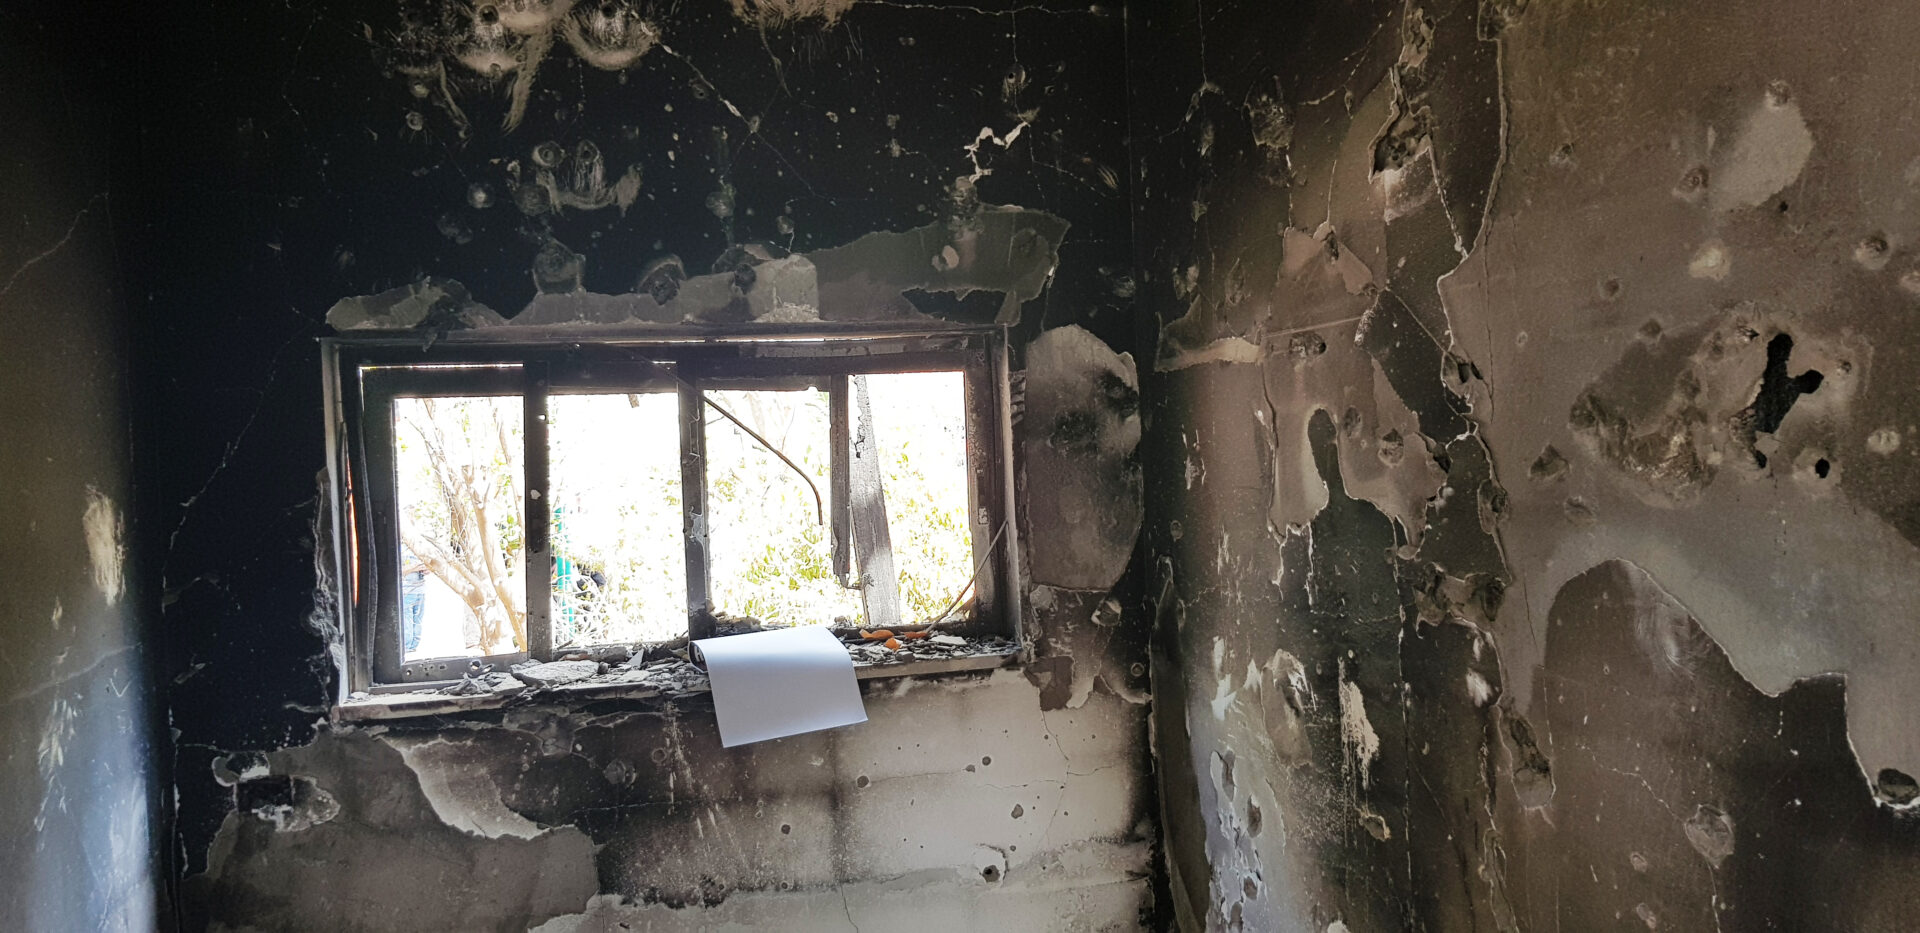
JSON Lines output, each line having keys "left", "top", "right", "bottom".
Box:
{"left": 335, "top": 632, "right": 1021, "bottom": 722}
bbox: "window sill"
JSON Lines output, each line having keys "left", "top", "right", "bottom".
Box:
{"left": 334, "top": 637, "right": 1022, "bottom": 723}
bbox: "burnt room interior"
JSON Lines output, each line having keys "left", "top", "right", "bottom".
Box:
{"left": 6, "top": 0, "right": 1920, "bottom": 929}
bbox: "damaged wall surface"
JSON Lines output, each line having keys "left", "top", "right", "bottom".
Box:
{"left": 1129, "top": 0, "right": 1920, "bottom": 928}
{"left": 0, "top": 10, "right": 161, "bottom": 930}
{"left": 127, "top": 1, "right": 1157, "bottom": 929}
{"left": 57, "top": 0, "right": 1920, "bottom": 926}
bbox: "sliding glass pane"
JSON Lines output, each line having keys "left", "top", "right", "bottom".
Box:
{"left": 704, "top": 387, "right": 863, "bottom": 626}
{"left": 547, "top": 392, "right": 687, "bottom": 645}
{"left": 393, "top": 396, "right": 525, "bottom": 660}
{"left": 863, "top": 371, "right": 974, "bottom": 623}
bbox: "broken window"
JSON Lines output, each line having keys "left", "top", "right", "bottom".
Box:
{"left": 322, "top": 327, "right": 1017, "bottom": 692}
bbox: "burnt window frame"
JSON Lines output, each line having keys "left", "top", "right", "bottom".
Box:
{"left": 321, "top": 324, "right": 1021, "bottom": 695}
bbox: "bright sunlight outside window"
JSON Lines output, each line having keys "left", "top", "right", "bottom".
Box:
{"left": 326, "top": 328, "right": 1016, "bottom": 692}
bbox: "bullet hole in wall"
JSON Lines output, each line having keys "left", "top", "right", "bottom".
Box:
{"left": 1876, "top": 768, "right": 1919, "bottom": 804}
{"left": 1564, "top": 496, "right": 1596, "bottom": 525}
{"left": 564, "top": 1, "right": 661, "bottom": 72}
{"left": 1372, "top": 106, "right": 1430, "bottom": 173}
{"left": 1451, "top": 355, "right": 1483, "bottom": 386}
{"left": 1683, "top": 805, "right": 1736, "bottom": 868}
{"left": 1478, "top": 479, "right": 1509, "bottom": 519}
{"left": 1100, "top": 371, "right": 1140, "bottom": 418}
{"left": 1050, "top": 410, "right": 1102, "bottom": 450}
{"left": 637, "top": 254, "right": 686, "bottom": 303}
{"left": 855, "top": 774, "right": 870, "bottom": 788}
{"left": 1674, "top": 164, "right": 1709, "bottom": 202}
{"left": 1340, "top": 406, "right": 1363, "bottom": 438}
{"left": 1529, "top": 445, "right": 1568, "bottom": 482}
{"left": 1735, "top": 333, "right": 1824, "bottom": 468}
{"left": 1002, "top": 64, "right": 1028, "bottom": 102}
{"left": 695, "top": 875, "right": 732, "bottom": 908}
{"left": 1855, "top": 233, "right": 1893, "bottom": 270}
{"left": 1504, "top": 709, "right": 1555, "bottom": 809}
{"left": 1378, "top": 429, "right": 1406, "bottom": 466}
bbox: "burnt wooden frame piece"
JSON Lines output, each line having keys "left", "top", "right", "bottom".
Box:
{"left": 322, "top": 324, "right": 1021, "bottom": 696}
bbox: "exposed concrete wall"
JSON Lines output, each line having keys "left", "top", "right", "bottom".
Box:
{"left": 1129, "top": 0, "right": 1920, "bottom": 928}
{"left": 193, "top": 672, "right": 1148, "bottom": 931}
{"left": 0, "top": 10, "right": 160, "bottom": 930}
{"left": 130, "top": 1, "right": 1156, "bottom": 929}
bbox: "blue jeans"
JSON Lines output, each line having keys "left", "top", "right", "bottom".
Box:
{"left": 401, "top": 571, "right": 427, "bottom": 653}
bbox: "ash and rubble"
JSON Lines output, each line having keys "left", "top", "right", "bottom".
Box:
{"left": 340, "top": 629, "right": 1019, "bottom": 716}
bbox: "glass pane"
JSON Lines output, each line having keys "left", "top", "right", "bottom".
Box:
{"left": 393, "top": 396, "right": 525, "bottom": 661}
{"left": 705, "top": 387, "right": 864, "bottom": 626}
{"left": 864, "top": 372, "right": 974, "bottom": 622}
{"left": 548, "top": 392, "right": 687, "bottom": 645}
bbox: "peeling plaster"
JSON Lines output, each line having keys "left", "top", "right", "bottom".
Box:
{"left": 1133, "top": 0, "right": 1920, "bottom": 925}
{"left": 1022, "top": 325, "right": 1143, "bottom": 591}
{"left": 1440, "top": 0, "right": 1920, "bottom": 781}
{"left": 1706, "top": 88, "right": 1815, "bottom": 212}
{"left": 388, "top": 734, "right": 548, "bottom": 839}
{"left": 328, "top": 205, "right": 1070, "bottom": 331}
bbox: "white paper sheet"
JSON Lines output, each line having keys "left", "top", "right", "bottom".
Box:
{"left": 694, "top": 626, "right": 868, "bottom": 748}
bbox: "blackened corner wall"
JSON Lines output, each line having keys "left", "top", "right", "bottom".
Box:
{"left": 0, "top": 9, "right": 161, "bottom": 931}
{"left": 1129, "top": 0, "right": 1920, "bottom": 929}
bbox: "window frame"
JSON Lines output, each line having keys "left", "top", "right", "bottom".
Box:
{"left": 321, "top": 324, "right": 1021, "bottom": 695}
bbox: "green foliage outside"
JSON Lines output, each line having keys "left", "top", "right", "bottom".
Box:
{"left": 400, "top": 377, "right": 975, "bottom": 654}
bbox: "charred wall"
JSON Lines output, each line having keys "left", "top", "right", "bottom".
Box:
{"left": 0, "top": 7, "right": 161, "bottom": 930}
{"left": 1129, "top": 0, "right": 1920, "bottom": 928}
{"left": 127, "top": 1, "right": 1155, "bottom": 929}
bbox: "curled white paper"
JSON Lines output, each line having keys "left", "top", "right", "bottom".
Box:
{"left": 694, "top": 626, "right": 868, "bottom": 747}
